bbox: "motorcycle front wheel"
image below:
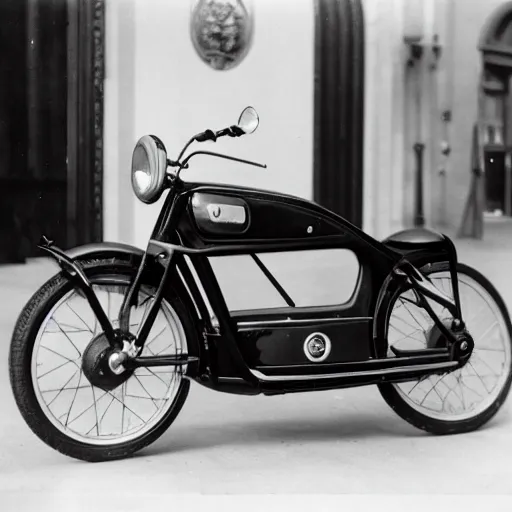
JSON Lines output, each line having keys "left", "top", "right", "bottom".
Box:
{"left": 9, "top": 258, "right": 197, "bottom": 462}
{"left": 379, "top": 262, "right": 512, "bottom": 435}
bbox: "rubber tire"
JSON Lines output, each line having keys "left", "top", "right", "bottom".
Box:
{"left": 9, "top": 258, "right": 197, "bottom": 462}
{"left": 378, "top": 262, "right": 512, "bottom": 435}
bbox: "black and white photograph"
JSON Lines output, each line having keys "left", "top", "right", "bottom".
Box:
{"left": 1, "top": 0, "right": 512, "bottom": 509}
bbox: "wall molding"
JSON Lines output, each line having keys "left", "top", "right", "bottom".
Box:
{"left": 67, "top": 0, "right": 105, "bottom": 246}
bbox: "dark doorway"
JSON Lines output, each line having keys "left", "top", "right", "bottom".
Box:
{"left": 484, "top": 151, "right": 506, "bottom": 213}
{"left": 0, "top": 0, "right": 105, "bottom": 264}
{"left": 479, "top": 2, "right": 512, "bottom": 219}
{"left": 313, "top": 0, "right": 365, "bottom": 227}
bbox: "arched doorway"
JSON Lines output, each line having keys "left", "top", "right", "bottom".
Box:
{"left": 478, "top": 2, "right": 512, "bottom": 216}
{"left": 0, "top": 0, "right": 105, "bottom": 264}
{"left": 313, "top": 0, "right": 365, "bottom": 227}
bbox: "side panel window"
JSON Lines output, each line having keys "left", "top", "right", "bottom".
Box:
{"left": 209, "top": 249, "right": 360, "bottom": 312}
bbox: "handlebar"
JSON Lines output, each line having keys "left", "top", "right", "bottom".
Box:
{"left": 171, "top": 108, "right": 264, "bottom": 175}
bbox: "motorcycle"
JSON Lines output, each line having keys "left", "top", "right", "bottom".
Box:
{"left": 9, "top": 107, "right": 512, "bottom": 462}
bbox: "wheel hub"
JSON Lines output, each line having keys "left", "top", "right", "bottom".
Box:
{"left": 426, "top": 319, "right": 474, "bottom": 366}
{"left": 82, "top": 333, "right": 133, "bottom": 391}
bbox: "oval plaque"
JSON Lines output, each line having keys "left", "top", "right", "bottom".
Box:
{"left": 190, "top": 0, "right": 254, "bottom": 71}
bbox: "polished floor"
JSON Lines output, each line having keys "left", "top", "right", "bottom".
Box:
{"left": 1, "top": 224, "right": 512, "bottom": 509}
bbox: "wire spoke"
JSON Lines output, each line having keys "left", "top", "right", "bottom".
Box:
{"left": 106, "top": 391, "right": 146, "bottom": 424}
{"left": 467, "top": 303, "right": 489, "bottom": 328}
{"left": 38, "top": 359, "right": 76, "bottom": 379}
{"left": 45, "top": 318, "right": 84, "bottom": 333}
{"left": 419, "top": 375, "right": 445, "bottom": 406}
{"left": 67, "top": 388, "right": 109, "bottom": 427}
{"left": 459, "top": 377, "right": 484, "bottom": 399}
{"left": 475, "top": 321, "right": 499, "bottom": 344}
{"left": 406, "top": 375, "right": 430, "bottom": 396}
{"left": 65, "top": 371, "right": 83, "bottom": 427}
{"left": 467, "top": 361, "right": 491, "bottom": 394}
{"left": 137, "top": 367, "right": 176, "bottom": 386}
{"left": 54, "top": 319, "right": 83, "bottom": 357}
{"left": 39, "top": 344, "right": 81, "bottom": 366}
{"left": 91, "top": 384, "right": 100, "bottom": 436}
{"left": 474, "top": 346, "right": 505, "bottom": 353}
{"left": 431, "top": 382, "right": 447, "bottom": 406}
{"left": 41, "top": 384, "right": 90, "bottom": 393}
{"left": 83, "top": 395, "right": 115, "bottom": 435}
{"left": 457, "top": 374, "right": 467, "bottom": 409}
{"left": 133, "top": 375, "right": 160, "bottom": 408}
{"left": 388, "top": 329, "right": 424, "bottom": 345}
{"left": 393, "top": 313, "right": 419, "bottom": 334}
{"left": 125, "top": 393, "right": 169, "bottom": 402}
{"left": 46, "top": 370, "right": 79, "bottom": 407}
{"left": 39, "top": 344, "right": 79, "bottom": 366}
{"left": 471, "top": 353, "right": 501, "bottom": 377}
{"left": 389, "top": 322, "right": 425, "bottom": 344}
{"left": 401, "top": 301, "right": 427, "bottom": 332}
{"left": 146, "top": 327, "right": 167, "bottom": 348}
{"left": 99, "top": 395, "right": 116, "bottom": 425}
{"left": 156, "top": 343, "right": 176, "bottom": 355}
{"left": 121, "top": 382, "right": 126, "bottom": 435}
{"left": 435, "top": 374, "right": 465, "bottom": 410}
{"left": 66, "top": 303, "right": 94, "bottom": 333}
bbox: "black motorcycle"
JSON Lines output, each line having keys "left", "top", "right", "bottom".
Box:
{"left": 9, "top": 107, "right": 512, "bottom": 462}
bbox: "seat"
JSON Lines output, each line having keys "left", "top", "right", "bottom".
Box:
{"left": 383, "top": 227, "right": 445, "bottom": 250}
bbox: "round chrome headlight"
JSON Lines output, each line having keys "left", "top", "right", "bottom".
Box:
{"left": 131, "top": 135, "right": 168, "bottom": 204}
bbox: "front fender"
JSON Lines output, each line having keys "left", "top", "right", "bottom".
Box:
{"left": 66, "top": 242, "right": 145, "bottom": 262}
{"left": 64, "top": 241, "right": 202, "bottom": 323}
{"left": 62, "top": 241, "right": 206, "bottom": 375}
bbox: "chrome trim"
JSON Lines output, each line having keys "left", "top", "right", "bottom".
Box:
{"left": 207, "top": 203, "right": 246, "bottom": 224}
{"left": 249, "top": 361, "right": 458, "bottom": 382}
{"left": 237, "top": 317, "right": 372, "bottom": 330}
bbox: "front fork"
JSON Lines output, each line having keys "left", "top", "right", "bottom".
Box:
{"left": 38, "top": 236, "right": 197, "bottom": 371}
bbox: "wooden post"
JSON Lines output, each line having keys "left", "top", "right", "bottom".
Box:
{"left": 457, "top": 122, "right": 485, "bottom": 239}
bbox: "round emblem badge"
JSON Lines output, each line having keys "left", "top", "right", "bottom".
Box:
{"left": 303, "top": 333, "right": 332, "bottom": 363}
{"left": 190, "top": 0, "right": 254, "bottom": 71}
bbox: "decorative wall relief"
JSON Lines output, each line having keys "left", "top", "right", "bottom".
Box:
{"left": 190, "top": 0, "right": 254, "bottom": 71}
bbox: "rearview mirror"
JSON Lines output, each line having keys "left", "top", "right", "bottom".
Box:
{"left": 237, "top": 106, "right": 259, "bottom": 134}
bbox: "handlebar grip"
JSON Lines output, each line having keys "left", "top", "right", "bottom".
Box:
{"left": 215, "top": 127, "right": 231, "bottom": 138}
{"left": 195, "top": 129, "right": 216, "bottom": 142}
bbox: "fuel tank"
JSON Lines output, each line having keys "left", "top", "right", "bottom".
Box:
{"left": 177, "top": 183, "right": 351, "bottom": 245}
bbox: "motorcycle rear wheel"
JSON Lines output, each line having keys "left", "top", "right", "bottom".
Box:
{"left": 379, "top": 262, "right": 512, "bottom": 435}
{"left": 9, "top": 258, "right": 197, "bottom": 462}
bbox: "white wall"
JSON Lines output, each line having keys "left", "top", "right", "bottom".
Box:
{"left": 362, "top": 0, "right": 407, "bottom": 239}
{"left": 104, "top": 0, "right": 315, "bottom": 249}
{"left": 104, "top": 0, "right": 137, "bottom": 245}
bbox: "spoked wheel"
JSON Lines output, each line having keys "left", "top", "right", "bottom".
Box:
{"left": 9, "top": 258, "right": 197, "bottom": 461}
{"left": 379, "top": 262, "right": 512, "bottom": 434}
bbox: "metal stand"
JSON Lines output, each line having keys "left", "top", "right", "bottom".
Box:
{"left": 413, "top": 142, "right": 426, "bottom": 227}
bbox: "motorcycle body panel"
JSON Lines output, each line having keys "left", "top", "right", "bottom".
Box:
{"left": 134, "top": 182, "right": 460, "bottom": 394}
{"left": 58, "top": 180, "right": 461, "bottom": 395}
